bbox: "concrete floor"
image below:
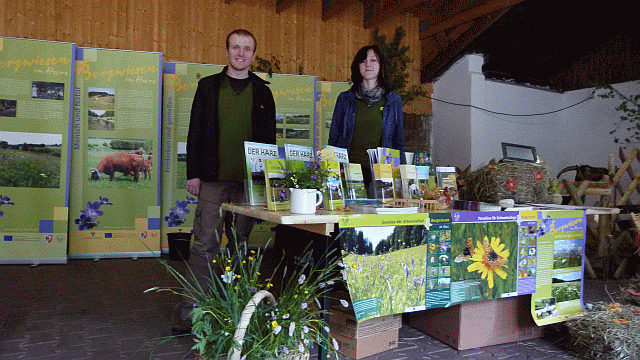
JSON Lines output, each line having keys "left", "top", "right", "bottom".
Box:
{"left": 0, "top": 254, "right": 625, "bottom": 360}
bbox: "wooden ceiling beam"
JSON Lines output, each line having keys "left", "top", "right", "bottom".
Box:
{"left": 421, "top": 9, "right": 508, "bottom": 82}
{"left": 419, "top": 0, "right": 523, "bottom": 39}
{"left": 276, "top": 0, "right": 297, "bottom": 13}
{"left": 321, "top": 0, "right": 361, "bottom": 22}
{"left": 362, "top": 0, "right": 425, "bottom": 29}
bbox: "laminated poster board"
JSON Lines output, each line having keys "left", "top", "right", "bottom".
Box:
{"left": 0, "top": 37, "right": 75, "bottom": 264}
{"left": 257, "top": 73, "right": 316, "bottom": 149}
{"left": 338, "top": 210, "right": 585, "bottom": 324}
{"left": 68, "top": 47, "right": 162, "bottom": 259}
{"left": 338, "top": 213, "right": 430, "bottom": 322}
{"left": 530, "top": 210, "right": 586, "bottom": 325}
{"left": 316, "top": 81, "right": 350, "bottom": 149}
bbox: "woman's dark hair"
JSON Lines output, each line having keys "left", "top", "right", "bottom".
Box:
{"left": 350, "top": 45, "right": 391, "bottom": 91}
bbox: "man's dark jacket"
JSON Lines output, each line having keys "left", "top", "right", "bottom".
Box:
{"left": 186, "top": 67, "right": 276, "bottom": 182}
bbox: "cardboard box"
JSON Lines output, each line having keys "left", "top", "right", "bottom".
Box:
{"left": 406, "top": 295, "right": 543, "bottom": 350}
{"left": 328, "top": 306, "right": 402, "bottom": 338}
{"left": 331, "top": 328, "right": 399, "bottom": 359}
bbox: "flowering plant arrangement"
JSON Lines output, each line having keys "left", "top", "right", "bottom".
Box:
{"left": 153, "top": 240, "right": 344, "bottom": 360}
{"left": 283, "top": 161, "right": 330, "bottom": 190}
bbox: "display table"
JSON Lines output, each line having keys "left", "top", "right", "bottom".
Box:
{"left": 221, "top": 203, "right": 340, "bottom": 236}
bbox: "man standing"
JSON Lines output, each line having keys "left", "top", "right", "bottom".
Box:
{"left": 174, "top": 29, "right": 276, "bottom": 334}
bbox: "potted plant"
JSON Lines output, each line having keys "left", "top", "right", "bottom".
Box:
{"left": 151, "top": 240, "right": 345, "bottom": 360}
{"left": 283, "top": 162, "right": 330, "bottom": 214}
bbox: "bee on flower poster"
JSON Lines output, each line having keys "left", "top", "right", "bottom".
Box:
{"left": 450, "top": 211, "right": 519, "bottom": 304}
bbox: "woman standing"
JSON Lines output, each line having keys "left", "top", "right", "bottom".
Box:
{"left": 328, "top": 45, "right": 405, "bottom": 198}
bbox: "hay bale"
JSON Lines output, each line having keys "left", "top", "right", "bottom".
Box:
{"left": 464, "top": 161, "right": 550, "bottom": 204}
{"left": 564, "top": 302, "right": 640, "bottom": 360}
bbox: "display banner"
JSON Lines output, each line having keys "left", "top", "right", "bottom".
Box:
{"left": 338, "top": 213, "right": 429, "bottom": 321}
{"left": 531, "top": 210, "right": 586, "bottom": 325}
{"left": 161, "top": 62, "right": 223, "bottom": 249}
{"left": 256, "top": 73, "right": 316, "bottom": 149}
{"left": 68, "top": 47, "right": 162, "bottom": 259}
{"left": 0, "top": 37, "right": 75, "bottom": 264}
{"left": 316, "top": 81, "right": 350, "bottom": 149}
{"left": 450, "top": 211, "right": 520, "bottom": 304}
{"left": 161, "top": 64, "right": 283, "bottom": 251}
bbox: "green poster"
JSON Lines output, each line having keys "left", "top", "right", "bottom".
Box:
{"left": 0, "top": 37, "right": 75, "bottom": 264}
{"left": 338, "top": 213, "right": 429, "bottom": 321}
{"left": 161, "top": 62, "right": 222, "bottom": 249}
{"left": 68, "top": 47, "right": 162, "bottom": 258}
{"left": 531, "top": 210, "right": 586, "bottom": 325}
{"left": 256, "top": 73, "right": 316, "bottom": 148}
{"left": 161, "top": 63, "right": 276, "bottom": 251}
{"left": 316, "top": 81, "right": 350, "bottom": 149}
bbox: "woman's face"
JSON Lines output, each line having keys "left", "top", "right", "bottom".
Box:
{"left": 359, "top": 49, "right": 380, "bottom": 82}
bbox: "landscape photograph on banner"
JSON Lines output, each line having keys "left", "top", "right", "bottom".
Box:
{"left": 87, "top": 137, "right": 153, "bottom": 188}
{"left": 0, "top": 131, "right": 62, "bottom": 188}
{"left": 175, "top": 141, "right": 187, "bottom": 188}
{"left": 31, "top": 81, "right": 65, "bottom": 101}
{"left": 450, "top": 221, "right": 518, "bottom": 303}
{"left": 338, "top": 225, "right": 427, "bottom": 320}
{"left": 0, "top": 99, "right": 17, "bottom": 118}
{"left": 87, "top": 87, "right": 115, "bottom": 110}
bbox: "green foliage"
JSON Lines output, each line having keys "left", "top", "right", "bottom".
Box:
{"left": 109, "top": 139, "right": 153, "bottom": 152}
{"left": 0, "top": 149, "right": 60, "bottom": 188}
{"left": 374, "top": 26, "right": 428, "bottom": 106}
{"left": 598, "top": 82, "right": 640, "bottom": 144}
{"left": 283, "top": 161, "right": 329, "bottom": 190}
{"left": 250, "top": 55, "right": 281, "bottom": 78}
{"left": 153, "top": 241, "right": 342, "bottom": 360}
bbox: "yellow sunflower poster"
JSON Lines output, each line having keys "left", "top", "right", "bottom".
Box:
{"left": 450, "top": 211, "right": 519, "bottom": 304}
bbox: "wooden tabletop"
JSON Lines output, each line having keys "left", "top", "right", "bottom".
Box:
{"left": 221, "top": 203, "right": 341, "bottom": 236}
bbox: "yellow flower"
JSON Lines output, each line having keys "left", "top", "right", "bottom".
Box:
{"left": 466, "top": 236, "right": 509, "bottom": 289}
{"left": 251, "top": 250, "right": 256, "bottom": 254}
{"left": 266, "top": 283, "right": 273, "bottom": 289}
{"left": 227, "top": 259, "right": 231, "bottom": 263}
{"left": 212, "top": 259, "right": 217, "bottom": 263}
{"left": 248, "top": 256, "right": 254, "bottom": 261}
{"left": 225, "top": 266, "right": 231, "bottom": 271}
{"left": 305, "top": 291, "right": 308, "bottom": 294}
{"left": 272, "top": 321, "right": 279, "bottom": 328}
{"left": 235, "top": 274, "right": 241, "bottom": 279}
{"left": 242, "top": 260, "right": 246, "bottom": 264}
{"left": 294, "top": 295, "right": 298, "bottom": 299}
{"left": 351, "top": 264, "right": 356, "bottom": 269}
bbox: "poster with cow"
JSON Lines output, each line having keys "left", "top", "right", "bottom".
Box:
{"left": 0, "top": 37, "right": 75, "bottom": 265}
{"left": 68, "top": 47, "right": 162, "bottom": 258}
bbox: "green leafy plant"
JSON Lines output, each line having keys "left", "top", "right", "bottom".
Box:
{"left": 151, "top": 241, "right": 344, "bottom": 359}
{"left": 251, "top": 55, "right": 281, "bottom": 78}
{"left": 283, "top": 162, "right": 330, "bottom": 190}
{"left": 598, "top": 82, "right": 640, "bottom": 144}
{"left": 374, "top": 26, "right": 429, "bottom": 106}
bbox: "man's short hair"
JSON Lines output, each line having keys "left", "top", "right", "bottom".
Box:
{"left": 226, "top": 29, "right": 257, "bottom": 51}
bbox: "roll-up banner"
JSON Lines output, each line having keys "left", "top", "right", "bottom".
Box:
{"left": 68, "top": 47, "right": 162, "bottom": 259}
{"left": 316, "top": 81, "right": 350, "bottom": 149}
{"left": 161, "top": 62, "right": 223, "bottom": 249}
{"left": 0, "top": 37, "right": 76, "bottom": 265}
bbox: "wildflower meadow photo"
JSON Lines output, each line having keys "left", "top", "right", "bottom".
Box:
{"left": 338, "top": 225, "right": 427, "bottom": 320}
{"left": 0, "top": 131, "right": 62, "bottom": 188}
{"left": 450, "top": 220, "right": 518, "bottom": 302}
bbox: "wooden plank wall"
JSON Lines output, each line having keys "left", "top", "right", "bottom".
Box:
{"left": 0, "top": 0, "right": 431, "bottom": 115}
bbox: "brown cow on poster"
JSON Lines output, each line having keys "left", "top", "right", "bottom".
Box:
{"left": 96, "top": 152, "right": 146, "bottom": 182}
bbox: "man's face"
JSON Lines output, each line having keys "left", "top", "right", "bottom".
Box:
{"left": 225, "top": 34, "right": 256, "bottom": 73}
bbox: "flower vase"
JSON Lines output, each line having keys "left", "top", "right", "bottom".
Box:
{"left": 548, "top": 180, "right": 563, "bottom": 205}
{"left": 289, "top": 188, "right": 323, "bottom": 214}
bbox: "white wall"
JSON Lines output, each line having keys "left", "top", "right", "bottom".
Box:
{"left": 432, "top": 54, "right": 640, "bottom": 178}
